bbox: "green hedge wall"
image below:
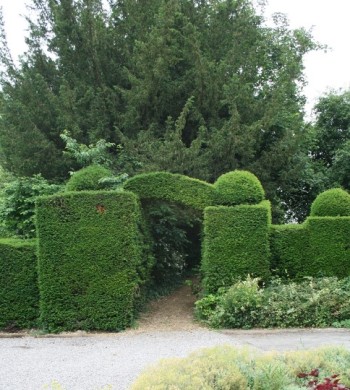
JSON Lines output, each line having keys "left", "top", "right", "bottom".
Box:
{"left": 0, "top": 239, "right": 39, "bottom": 329}
{"left": 124, "top": 172, "right": 216, "bottom": 210}
{"left": 202, "top": 201, "right": 271, "bottom": 293}
{"left": 269, "top": 224, "right": 310, "bottom": 279}
{"left": 36, "top": 190, "right": 146, "bottom": 332}
{"left": 306, "top": 216, "right": 350, "bottom": 278}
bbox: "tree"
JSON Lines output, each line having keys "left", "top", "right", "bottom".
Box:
{"left": 311, "top": 90, "right": 350, "bottom": 191}
{"left": 0, "top": 1, "right": 319, "bottom": 220}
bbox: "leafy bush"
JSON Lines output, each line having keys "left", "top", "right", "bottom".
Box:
{"left": 131, "top": 346, "right": 350, "bottom": 390}
{"left": 0, "top": 175, "right": 62, "bottom": 238}
{"left": 310, "top": 188, "right": 350, "bottom": 217}
{"left": 214, "top": 170, "right": 265, "bottom": 206}
{"left": 196, "top": 276, "right": 350, "bottom": 328}
{"left": 65, "top": 165, "right": 113, "bottom": 191}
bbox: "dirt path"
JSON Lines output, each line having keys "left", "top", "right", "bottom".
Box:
{"left": 136, "top": 282, "right": 202, "bottom": 331}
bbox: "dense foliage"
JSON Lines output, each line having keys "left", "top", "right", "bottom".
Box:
{"left": 0, "top": 239, "right": 39, "bottom": 330}
{"left": 0, "top": 0, "right": 321, "bottom": 220}
{"left": 195, "top": 276, "right": 350, "bottom": 329}
{"left": 36, "top": 191, "right": 151, "bottom": 332}
{"left": 0, "top": 175, "right": 62, "bottom": 238}
{"left": 131, "top": 346, "right": 350, "bottom": 389}
{"left": 142, "top": 201, "right": 202, "bottom": 292}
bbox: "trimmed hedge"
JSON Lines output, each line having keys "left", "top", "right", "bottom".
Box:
{"left": 269, "top": 224, "right": 310, "bottom": 279}
{"left": 123, "top": 172, "right": 216, "bottom": 210}
{"left": 0, "top": 239, "right": 39, "bottom": 329}
{"left": 214, "top": 170, "right": 265, "bottom": 206}
{"left": 306, "top": 216, "right": 350, "bottom": 278}
{"left": 66, "top": 165, "right": 112, "bottom": 191}
{"left": 202, "top": 201, "right": 271, "bottom": 293}
{"left": 36, "top": 190, "right": 146, "bottom": 332}
{"left": 310, "top": 188, "right": 350, "bottom": 217}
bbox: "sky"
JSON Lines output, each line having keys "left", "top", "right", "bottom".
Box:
{"left": 1, "top": 0, "right": 350, "bottom": 118}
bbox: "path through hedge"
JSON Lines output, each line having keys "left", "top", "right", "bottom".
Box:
{"left": 136, "top": 282, "right": 201, "bottom": 331}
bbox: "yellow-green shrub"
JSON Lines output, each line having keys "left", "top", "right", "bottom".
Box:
{"left": 131, "top": 346, "right": 350, "bottom": 390}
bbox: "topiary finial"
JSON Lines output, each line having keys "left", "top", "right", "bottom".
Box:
{"left": 310, "top": 188, "right": 350, "bottom": 217}
{"left": 66, "top": 165, "right": 112, "bottom": 191}
{"left": 214, "top": 170, "right": 265, "bottom": 206}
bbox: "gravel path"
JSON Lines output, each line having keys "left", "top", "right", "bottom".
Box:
{"left": 2, "top": 284, "right": 350, "bottom": 389}
{"left": 2, "top": 328, "right": 350, "bottom": 390}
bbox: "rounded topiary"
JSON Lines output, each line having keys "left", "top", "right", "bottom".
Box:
{"left": 214, "top": 170, "right": 265, "bottom": 205}
{"left": 310, "top": 188, "right": 350, "bottom": 217}
{"left": 66, "top": 165, "right": 112, "bottom": 191}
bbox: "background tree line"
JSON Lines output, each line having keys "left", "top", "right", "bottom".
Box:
{"left": 0, "top": 0, "right": 349, "bottom": 223}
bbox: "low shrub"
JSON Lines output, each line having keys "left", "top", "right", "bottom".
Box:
{"left": 131, "top": 346, "right": 350, "bottom": 390}
{"left": 195, "top": 276, "right": 350, "bottom": 329}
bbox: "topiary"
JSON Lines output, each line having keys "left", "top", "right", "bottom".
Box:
{"left": 214, "top": 170, "right": 265, "bottom": 206}
{"left": 310, "top": 188, "right": 350, "bottom": 217}
{"left": 65, "top": 165, "right": 112, "bottom": 191}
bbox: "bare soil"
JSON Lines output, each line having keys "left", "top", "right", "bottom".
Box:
{"left": 136, "top": 281, "right": 203, "bottom": 331}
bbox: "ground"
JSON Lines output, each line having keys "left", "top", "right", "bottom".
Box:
{"left": 136, "top": 281, "right": 201, "bottom": 331}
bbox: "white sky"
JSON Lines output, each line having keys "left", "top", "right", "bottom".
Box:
{"left": 1, "top": 0, "right": 350, "bottom": 118}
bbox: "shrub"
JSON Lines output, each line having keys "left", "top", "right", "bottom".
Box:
{"left": 310, "top": 188, "right": 350, "bottom": 217}
{"left": 65, "top": 165, "right": 112, "bottom": 191}
{"left": 202, "top": 201, "right": 271, "bottom": 293}
{"left": 198, "top": 276, "right": 263, "bottom": 328}
{"left": 123, "top": 171, "right": 216, "bottom": 210}
{"left": 214, "top": 170, "right": 265, "bottom": 206}
{"left": 196, "top": 276, "right": 350, "bottom": 329}
{"left": 0, "top": 175, "right": 62, "bottom": 238}
{"left": 0, "top": 239, "right": 39, "bottom": 329}
{"left": 131, "top": 346, "right": 350, "bottom": 390}
{"left": 36, "top": 190, "right": 151, "bottom": 332}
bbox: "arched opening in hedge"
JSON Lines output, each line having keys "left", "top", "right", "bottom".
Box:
{"left": 124, "top": 170, "right": 269, "bottom": 293}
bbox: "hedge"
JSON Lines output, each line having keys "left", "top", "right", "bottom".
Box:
{"left": 214, "top": 170, "right": 265, "bottom": 206}
{"left": 269, "top": 224, "right": 310, "bottom": 279}
{"left": 124, "top": 171, "right": 216, "bottom": 210}
{"left": 36, "top": 190, "right": 147, "bottom": 332}
{"left": 202, "top": 201, "right": 271, "bottom": 293}
{"left": 0, "top": 238, "right": 39, "bottom": 329}
{"left": 310, "top": 188, "right": 350, "bottom": 217}
{"left": 306, "top": 216, "right": 350, "bottom": 278}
